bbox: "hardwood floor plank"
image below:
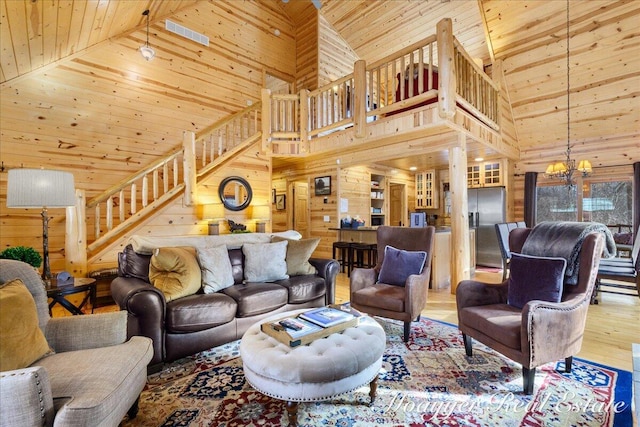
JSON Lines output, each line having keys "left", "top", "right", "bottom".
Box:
{"left": 336, "top": 271, "right": 639, "bottom": 372}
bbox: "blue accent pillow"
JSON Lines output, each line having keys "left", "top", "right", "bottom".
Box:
{"left": 377, "top": 245, "right": 427, "bottom": 287}
{"left": 507, "top": 253, "right": 567, "bottom": 309}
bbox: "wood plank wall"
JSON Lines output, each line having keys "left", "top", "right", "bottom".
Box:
{"left": 318, "top": 15, "right": 359, "bottom": 87}
{"left": 0, "top": 0, "right": 295, "bottom": 273}
{"left": 294, "top": 6, "right": 319, "bottom": 91}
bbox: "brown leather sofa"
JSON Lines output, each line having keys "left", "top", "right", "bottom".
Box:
{"left": 111, "top": 244, "right": 338, "bottom": 371}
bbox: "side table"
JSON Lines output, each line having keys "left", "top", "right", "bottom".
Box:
{"left": 46, "top": 277, "right": 97, "bottom": 316}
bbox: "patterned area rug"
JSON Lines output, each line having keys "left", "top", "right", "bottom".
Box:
{"left": 123, "top": 317, "right": 632, "bottom": 427}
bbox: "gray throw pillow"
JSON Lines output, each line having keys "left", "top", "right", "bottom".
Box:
{"left": 507, "top": 253, "right": 567, "bottom": 309}
{"left": 377, "top": 245, "right": 427, "bottom": 286}
{"left": 242, "top": 240, "right": 289, "bottom": 283}
{"left": 197, "top": 245, "right": 235, "bottom": 293}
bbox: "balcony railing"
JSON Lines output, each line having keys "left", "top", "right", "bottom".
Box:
{"left": 264, "top": 18, "right": 499, "bottom": 155}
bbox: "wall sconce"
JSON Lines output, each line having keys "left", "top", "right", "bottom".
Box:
{"left": 252, "top": 205, "right": 270, "bottom": 233}
{"left": 202, "top": 203, "right": 225, "bottom": 235}
{"left": 6, "top": 168, "right": 76, "bottom": 283}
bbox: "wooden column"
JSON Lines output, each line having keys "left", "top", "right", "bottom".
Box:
{"left": 183, "top": 130, "right": 197, "bottom": 207}
{"left": 299, "top": 89, "right": 309, "bottom": 154}
{"left": 449, "top": 135, "right": 470, "bottom": 293}
{"left": 65, "top": 189, "right": 87, "bottom": 276}
{"left": 437, "top": 18, "right": 456, "bottom": 120}
{"left": 353, "top": 59, "right": 367, "bottom": 138}
{"left": 261, "top": 88, "right": 272, "bottom": 151}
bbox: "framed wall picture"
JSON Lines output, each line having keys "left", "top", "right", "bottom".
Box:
{"left": 314, "top": 176, "right": 331, "bottom": 196}
{"left": 272, "top": 188, "right": 276, "bottom": 204}
{"left": 276, "top": 194, "right": 286, "bottom": 210}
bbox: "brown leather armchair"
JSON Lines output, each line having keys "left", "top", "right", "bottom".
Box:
{"left": 456, "top": 228, "right": 605, "bottom": 394}
{"left": 350, "top": 226, "right": 435, "bottom": 342}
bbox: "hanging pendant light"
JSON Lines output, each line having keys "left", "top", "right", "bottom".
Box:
{"left": 139, "top": 9, "right": 155, "bottom": 61}
{"left": 545, "top": 0, "right": 591, "bottom": 186}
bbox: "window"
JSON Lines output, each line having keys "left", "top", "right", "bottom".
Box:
{"left": 536, "top": 178, "right": 633, "bottom": 226}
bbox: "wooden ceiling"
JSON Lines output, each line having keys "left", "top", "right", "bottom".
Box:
{"left": 1, "top": 0, "right": 638, "bottom": 181}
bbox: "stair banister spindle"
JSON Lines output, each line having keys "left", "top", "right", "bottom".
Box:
{"left": 162, "top": 162, "right": 169, "bottom": 193}
{"left": 142, "top": 175, "right": 148, "bottom": 207}
{"left": 94, "top": 204, "right": 100, "bottom": 240}
{"left": 119, "top": 190, "right": 125, "bottom": 222}
{"left": 153, "top": 169, "right": 159, "bottom": 200}
{"left": 172, "top": 158, "right": 178, "bottom": 187}
{"left": 130, "top": 183, "right": 137, "bottom": 214}
{"left": 106, "top": 197, "right": 113, "bottom": 231}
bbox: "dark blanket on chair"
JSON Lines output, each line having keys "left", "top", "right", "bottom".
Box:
{"left": 521, "top": 221, "right": 616, "bottom": 285}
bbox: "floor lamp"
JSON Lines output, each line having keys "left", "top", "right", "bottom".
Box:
{"left": 6, "top": 169, "right": 76, "bottom": 283}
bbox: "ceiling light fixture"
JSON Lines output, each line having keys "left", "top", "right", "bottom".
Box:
{"left": 139, "top": 9, "right": 155, "bottom": 61}
{"left": 545, "top": 0, "right": 591, "bottom": 186}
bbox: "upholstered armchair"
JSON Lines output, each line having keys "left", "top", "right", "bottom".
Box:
{"left": 350, "top": 226, "right": 435, "bottom": 342}
{"left": 456, "top": 228, "right": 605, "bottom": 394}
{"left": 0, "top": 260, "right": 153, "bottom": 426}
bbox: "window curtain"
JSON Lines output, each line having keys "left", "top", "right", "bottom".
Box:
{"left": 524, "top": 172, "right": 537, "bottom": 227}
{"left": 634, "top": 162, "right": 639, "bottom": 237}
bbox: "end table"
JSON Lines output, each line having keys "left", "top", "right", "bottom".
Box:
{"left": 46, "top": 277, "right": 97, "bottom": 316}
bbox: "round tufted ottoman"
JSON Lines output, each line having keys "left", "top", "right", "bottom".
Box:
{"left": 240, "top": 309, "right": 386, "bottom": 426}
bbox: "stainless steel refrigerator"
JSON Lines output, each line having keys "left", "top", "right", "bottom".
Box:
{"left": 468, "top": 187, "right": 506, "bottom": 268}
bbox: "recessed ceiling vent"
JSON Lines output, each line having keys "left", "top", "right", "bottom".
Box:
{"left": 165, "top": 20, "right": 209, "bottom": 47}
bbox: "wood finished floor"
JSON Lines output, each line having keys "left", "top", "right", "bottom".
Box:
{"left": 335, "top": 271, "right": 640, "bottom": 372}
{"left": 54, "top": 270, "right": 639, "bottom": 372}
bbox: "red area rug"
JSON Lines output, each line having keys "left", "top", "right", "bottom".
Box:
{"left": 123, "top": 317, "right": 632, "bottom": 426}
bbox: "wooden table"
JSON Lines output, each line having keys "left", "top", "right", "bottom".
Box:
{"left": 46, "top": 277, "right": 97, "bottom": 316}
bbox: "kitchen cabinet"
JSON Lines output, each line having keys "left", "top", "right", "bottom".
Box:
{"left": 467, "top": 161, "right": 503, "bottom": 188}
{"left": 415, "top": 170, "right": 438, "bottom": 209}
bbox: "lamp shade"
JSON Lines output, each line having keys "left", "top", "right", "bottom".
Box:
{"left": 252, "top": 205, "right": 270, "bottom": 221}
{"left": 577, "top": 160, "right": 593, "bottom": 174}
{"left": 139, "top": 45, "right": 155, "bottom": 61}
{"left": 7, "top": 169, "right": 76, "bottom": 208}
{"left": 202, "top": 203, "right": 225, "bottom": 220}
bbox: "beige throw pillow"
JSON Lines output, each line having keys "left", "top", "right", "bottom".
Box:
{"left": 197, "top": 245, "right": 235, "bottom": 293}
{"left": 272, "top": 236, "right": 320, "bottom": 275}
{"left": 0, "top": 279, "right": 51, "bottom": 371}
{"left": 242, "top": 241, "right": 289, "bottom": 283}
{"left": 149, "top": 247, "right": 201, "bottom": 302}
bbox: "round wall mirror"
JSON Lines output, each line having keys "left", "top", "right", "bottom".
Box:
{"left": 218, "top": 176, "right": 252, "bottom": 211}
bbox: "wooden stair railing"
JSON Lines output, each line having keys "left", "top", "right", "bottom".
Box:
{"left": 76, "top": 102, "right": 261, "bottom": 263}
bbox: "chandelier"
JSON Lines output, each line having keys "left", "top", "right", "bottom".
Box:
{"left": 545, "top": 0, "right": 592, "bottom": 186}
{"left": 139, "top": 9, "right": 155, "bottom": 61}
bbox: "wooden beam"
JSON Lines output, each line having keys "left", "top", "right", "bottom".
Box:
{"left": 183, "top": 131, "right": 196, "bottom": 207}
{"left": 65, "top": 189, "right": 87, "bottom": 277}
{"left": 353, "top": 59, "right": 366, "bottom": 138}
{"left": 437, "top": 18, "right": 456, "bottom": 120}
{"left": 449, "top": 134, "right": 471, "bottom": 293}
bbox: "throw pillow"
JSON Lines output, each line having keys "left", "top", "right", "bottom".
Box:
{"left": 0, "top": 279, "right": 51, "bottom": 371}
{"left": 507, "top": 253, "right": 567, "bottom": 309}
{"left": 271, "top": 236, "right": 320, "bottom": 275}
{"left": 118, "top": 244, "right": 152, "bottom": 283}
{"left": 197, "top": 245, "right": 235, "bottom": 293}
{"left": 149, "top": 247, "right": 201, "bottom": 302}
{"left": 242, "top": 241, "right": 289, "bottom": 282}
{"left": 377, "top": 245, "right": 427, "bottom": 286}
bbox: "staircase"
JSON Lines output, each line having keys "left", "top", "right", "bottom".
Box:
{"left": 82, "top": 103, "right": 261, "bottom": 258}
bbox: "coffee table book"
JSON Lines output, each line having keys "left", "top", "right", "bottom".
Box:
{"left": 260, "top": 312, "right": 359, "bottom": 347}
{"left": 299, "top": 306, "right": 357, "bottom": 328}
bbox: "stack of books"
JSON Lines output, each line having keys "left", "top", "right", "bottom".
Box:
{"left": 261, "top": 305, "right": 360, "bottom": 347}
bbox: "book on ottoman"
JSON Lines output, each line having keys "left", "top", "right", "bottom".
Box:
{"left": 299, "top": 306, "right": 356, "bottom": 328}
